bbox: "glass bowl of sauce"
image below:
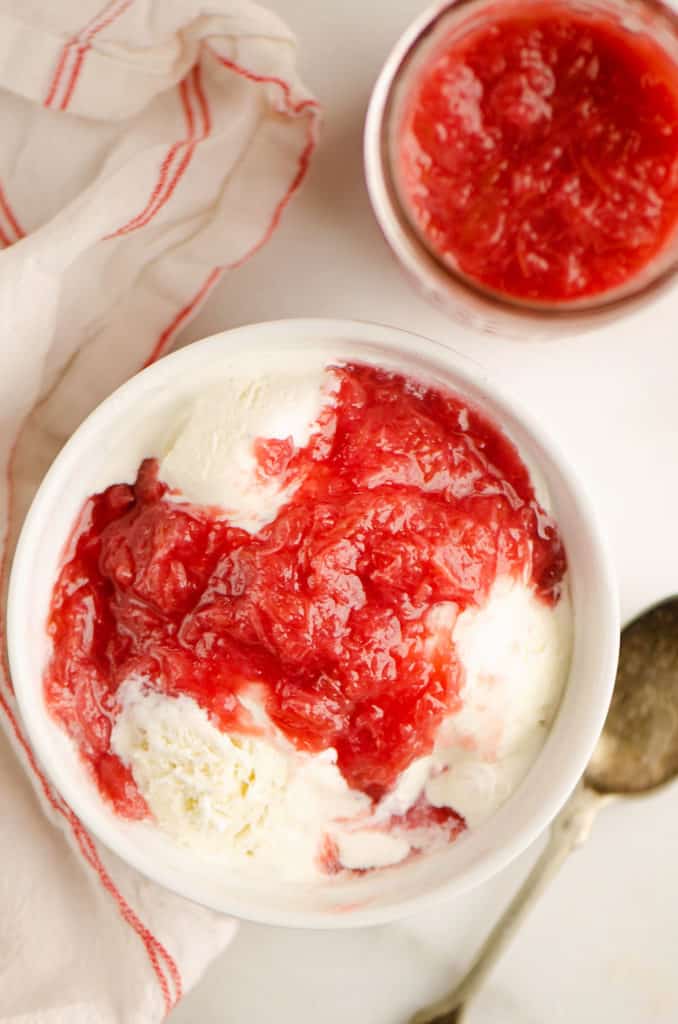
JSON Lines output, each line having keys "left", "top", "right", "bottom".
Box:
{"left": 365, "top": 0, "right": 678, "bottom": 336}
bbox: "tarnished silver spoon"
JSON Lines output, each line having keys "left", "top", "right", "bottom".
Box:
{"left": 412, "top": 597, "right": 678, "bottom": 1024}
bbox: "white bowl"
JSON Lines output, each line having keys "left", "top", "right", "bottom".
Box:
{"left": 7, "top": 318, "right": 619, "bottom": 928}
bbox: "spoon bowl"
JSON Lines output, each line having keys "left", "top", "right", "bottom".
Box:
{"left": 586, "top": 597, "right": 678, "bottom": 795}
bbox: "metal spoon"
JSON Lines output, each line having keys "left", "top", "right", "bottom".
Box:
{"left": 412, "top": 597, "right": 678, "bottom": 1024}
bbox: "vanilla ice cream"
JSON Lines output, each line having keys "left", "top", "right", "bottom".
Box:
{"left": 425, "top": 578, "right": 572, "bottom": 824}
{"left": 47, "top": 358, "right": 574, "bottom": 880}
{"left": 160, "top": 368, "right": 339, "bottom": 532}
{"left": 111, "top": 678, "right": 371, "bottom": 881}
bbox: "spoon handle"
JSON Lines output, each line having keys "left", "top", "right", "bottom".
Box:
{"left": 410, "top": 783, "right": 605, "bottom": 1024}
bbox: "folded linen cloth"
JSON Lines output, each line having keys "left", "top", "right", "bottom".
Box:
{"left": 0, "top": 2, "right": 318, "bottom": 1020}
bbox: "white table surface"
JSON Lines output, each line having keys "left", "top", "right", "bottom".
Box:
{"left": 171, "top": 2, "right": 678, "bottom": 1021}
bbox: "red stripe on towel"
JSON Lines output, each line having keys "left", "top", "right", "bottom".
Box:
{"left": 107, "top": 64, "right": 210, "bottom": 239}
{"left": 45, "top": 0, "right": 134, "bottom": 111}
{"left": 0, "top": 182, "right": 25, "bottom": 240}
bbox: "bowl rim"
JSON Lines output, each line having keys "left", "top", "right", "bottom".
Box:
{"left": 6, "top": 317, "right": 620, "bottom": 927}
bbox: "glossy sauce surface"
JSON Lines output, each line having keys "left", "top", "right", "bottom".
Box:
{"left": 398, "top": 4, "right": 678, "bottom": 302}
{"left": 45, "top": 364, "right": 566, "bottom": 818}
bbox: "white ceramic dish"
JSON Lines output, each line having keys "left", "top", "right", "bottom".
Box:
{"left": 7, "top": 318, "right": 619, "bottom": 927}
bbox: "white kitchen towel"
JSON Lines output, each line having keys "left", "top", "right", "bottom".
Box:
{"left": 0, "top": 2, "right": 318, "bottom": 1020}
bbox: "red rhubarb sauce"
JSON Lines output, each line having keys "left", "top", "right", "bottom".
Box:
{"left": 397, "top": 3, "right": 678, "bottom": 303}
{"left": 44, "top": 363, "right": 566, "bottom": 819}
